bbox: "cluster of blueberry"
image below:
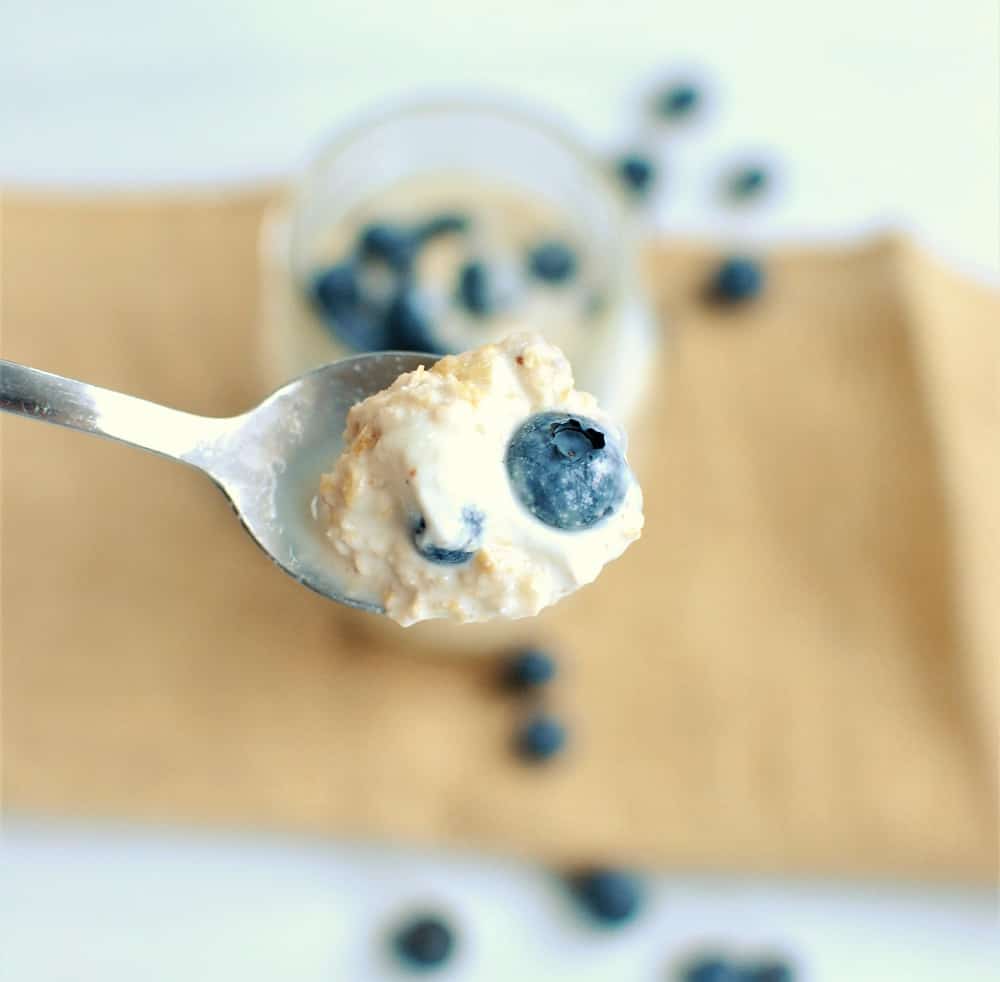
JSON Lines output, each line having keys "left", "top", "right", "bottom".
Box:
{"left": 390, "top": 871, "right": 644, "bottom": 970}
{"left": 387, "top": 650, "right": 795, "bottom": 975}
{"left": 614, "top": 80, "right": 703, "bottom": 200}
{"left": 310, "top": 218, "right": 460, "bottom": 355}
{"left": 309, "top": 215, "right": 580, "bottom": 355}
{"left": 615, "top": 78, "right": 773, "bottom": 209}
{"left": 386, "top": 646, "right": 567, "bottom": 972}
{"left": 505, "top": 650, "right": 644, "bottom": 926}
{"left": 504, "top": 646, "right": 567, "bottom": 763}
{"left": 391, "top": 892, "right": 795, "bottom": 976}
{"left": 410, "top": 411, "right": 629, "bottom": 568}
{"left": 612, "top": 78, "right": 770, "bottom": 305}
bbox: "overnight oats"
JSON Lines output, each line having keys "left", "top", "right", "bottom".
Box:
{"left": 316, "top": 334, "right": 643, "bottom": 626}
{"left": 260, "top": 100, "right": 655, "bottom": 424}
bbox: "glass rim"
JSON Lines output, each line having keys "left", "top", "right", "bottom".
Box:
{"left": 288, "top": 92, "right": 629, "bottom": 278}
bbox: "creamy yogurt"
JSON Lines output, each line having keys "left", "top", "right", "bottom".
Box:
{"left": 317, "top": 334, "right": 643, "bottom": 626}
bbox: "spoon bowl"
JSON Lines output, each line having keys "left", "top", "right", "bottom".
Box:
{"left": 209, "top": 352, "right": 430, "bottom": 610}
{"left": 0, "top": 352, "right": 434, "bottom": 612}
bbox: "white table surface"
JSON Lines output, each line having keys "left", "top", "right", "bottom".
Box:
{"left": 2, "top": 2, "right": 998, "bottom": 979}
{"left": 2, "top": 821, "right": 998, "bottom": 982}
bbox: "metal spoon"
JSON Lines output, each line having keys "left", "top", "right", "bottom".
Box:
{"left": 0, "top": 353, "right": 433, "bottom": 612}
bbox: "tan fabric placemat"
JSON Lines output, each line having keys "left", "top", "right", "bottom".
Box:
{"left": 2, "top": 190, "right": 997, "bottom": 880}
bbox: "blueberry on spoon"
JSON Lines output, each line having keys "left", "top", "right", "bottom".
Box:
{"left": 505, "top": 412, "right": 629, "bottom": 530}
{"left": 412, "top": 507, "right": 484, "bottom": 565}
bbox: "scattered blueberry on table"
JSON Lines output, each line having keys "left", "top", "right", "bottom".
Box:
{"left": 569, "top": 868, "right": 644, "bottom": 926}
{"left": 527, "top": 241, "right": 578, "bottom": 284}
{"left": 392, "top": 914, "right": 456, "bottom": 971}
{"left": 515, "top": 712, "right": 567, "bottom": 762}
{"left": 359, "top": 222, "right": 416, "bottom": 272}
{"left": 655, "top": 81, "right": 701, "bottom": 119}
{"left": 412, "top": 508, "right": 483, "bottom": 565}
{"left": 504, "top": 647, "right": 557, "bottom": 690}
{"left": 457, "top": 260, "right": 495, "bottom": 317}
{"left": 677, "top": 953, "right": 743, "bottom": 982}
{"left": 506, "top": 412, "right": 628, "bottom": 531}
{"left": 707, "top": 256, "right": 765, "bottom": 304}
{"left": 725, "top": 165, "right": 770, "bottom": 201}
{"left": 744, "top": 957, "right": 795, "bottom": 982}
{"left": 616, "top": 153, "right": 658, "bottom": 198}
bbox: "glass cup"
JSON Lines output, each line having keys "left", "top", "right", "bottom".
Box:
{"left": 261, "top": 97, "right": 654, "bottom": 419}
{"left": 259, "top": 97, "right": 656, "bottom": 652}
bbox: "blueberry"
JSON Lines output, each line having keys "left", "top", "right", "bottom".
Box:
{"left": 504, "top": 648, "right": 557, "bottom": 690}
{"left": 515, "top": 713, "right": 567, "bottom": 762}
{"left": 310, "top": 262, "right": 360, "bottom": 316}
{"left": 569, "top": 868, "right": 644, "bottom": 925}
{"left": 359, "top": 222, "right": 415, "bottom": 272}
{"left": 616, "top": 154, "right": 657, "bottom": 197}
{"left": 417, "top": 212, "right": 471, "bottom": 242}
{"left": 708, "top": 256, "right": 765, "bottom": 303}
{"left": 384, "top": 289, "right": 445, "bottom": 354}
{"left": 457, "top": 260, "right": 494, "bottom": 316}
{"left": 310, "top": 263, "right": 391, "bottom": 350}
{"left": 505, "top": 412, "right": 628, "bottom": 531}
{"left": 678, "top": 954, "right": 742, "bottom": 982}
{"left": 527, "top": 241, "right": 578, "bottom": 283}
{"left": 726, "top": 166, "right": 769, "bottom": 200}
{"left": 331, "top": 308, "right": 392, "bottom": 352}
{"left": 392, "top": 914, "right": 456, "bottom": 970}
{"left": 412, "top": 507, "right": 483, "bottom": 565}
{"left": 656, "top": 82, "right": 700, "bottom": 118}
{"left": 744, "top": 958, "right": 795, "bottom": 982}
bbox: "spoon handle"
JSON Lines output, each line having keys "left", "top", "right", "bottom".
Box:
{"left": 0, "top": 360, "right": 228, "bottom": 465}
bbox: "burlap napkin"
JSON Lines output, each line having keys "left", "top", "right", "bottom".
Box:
{"left": 2, "top": 190, "right": 996, "bottom": 880}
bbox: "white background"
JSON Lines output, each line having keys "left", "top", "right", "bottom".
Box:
{"left": 3, "top": 0, "right": 999, "bottom": 273}
{"left": 2, "top": 2, "right": 998, "bottom": 979}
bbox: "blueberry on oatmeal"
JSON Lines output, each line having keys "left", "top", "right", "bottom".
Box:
{"left": 412, "top": 508, "right": 484, "bottom": 565}
{"left": 505, "top": 412, "right": 629, "bottom": 531}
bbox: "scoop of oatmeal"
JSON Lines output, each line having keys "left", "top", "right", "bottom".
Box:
{"left": 318, "top": 333, "right": 643, "bottom": 626}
